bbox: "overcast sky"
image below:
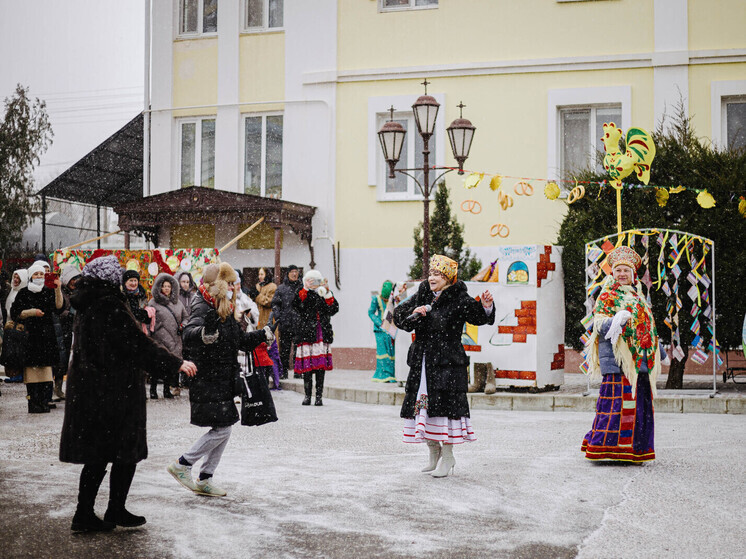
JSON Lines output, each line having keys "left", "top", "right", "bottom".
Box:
{"left": 0, "top": 0, "right": 144, "bottom": 189}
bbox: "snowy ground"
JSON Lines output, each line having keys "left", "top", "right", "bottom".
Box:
{"left": 0, "top": 381, "right": 744, "bottom": 559}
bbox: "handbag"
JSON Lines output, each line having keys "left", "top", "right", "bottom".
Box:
{"left": 239, "top": 352, "right": 278, "bottom": 426}
{"left": 0, "top": 321, "right": 29, "bottom": 369}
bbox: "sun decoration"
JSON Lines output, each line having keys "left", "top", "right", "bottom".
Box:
{"left": 655, "top": 187, "right": 669, "bottom": 207}
{"left": 544, "top": 182, "right": 560, "bottom": 200}
{"left": 696, "top": 190, "right": 716, "bottom": 209}
{"left": 489, "top": 175, "right": 502, "bottom": 191}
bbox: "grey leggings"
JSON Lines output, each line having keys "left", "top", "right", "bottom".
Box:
{"left": 182, "top": 425, "right": 232, "bottom": 477}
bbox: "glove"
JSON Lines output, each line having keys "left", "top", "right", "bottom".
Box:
{"left": 316, "top": 286, "right": 327, "bottom": 298}
{"left": 605, "top": 310, "right": 632, "bottom": 346}
{"left": 263, "top": 325, "right": 276, "bottom": 344}
{"left": 203, "top": 309, "right": 219, "bottom": 335}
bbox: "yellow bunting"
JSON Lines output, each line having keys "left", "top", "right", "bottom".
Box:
{"left": 460, "top": 199, "right": 482, "bottom": 214}
{"left": 497, "top": 189, "right": 514, "bottom": 211}
{"left": 567, "top": 185, "right": 585, "bottom": 204}
{"left": 669, "top": 185, "right": 685, "bottom": 194}
{"left": 738, "top": 196, "right": 746, "bottom": 217}
{"left": 490, "top": 223, "right": 510, "bottom": 238}
{"left": 514, "top": 181, "right": 534, "bottom": 196}
{"left": 544, "top": 182, "right": 560, "bottom": 200}
{"left": 696, "top": 190, "right": 716, "bottom": 209}
{"left": 464, "top": 172, "right": 484, "bottom": 189}
{"left": 489, "top": 175, "right": 502, "bottom": 191}
{"left": 655, "top": 187, "right": 669, "bottom": 207}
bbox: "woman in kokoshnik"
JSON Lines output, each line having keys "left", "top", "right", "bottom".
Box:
{"left": 582, "top": 245, "right": 662, "bottom": 463}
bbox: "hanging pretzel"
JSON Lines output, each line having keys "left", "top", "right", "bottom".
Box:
{"left": 567, "top": 185, "right": 586, "bottom": 204}
{"left": 497, "top": 190, "right": 514, "bottom": 211}
{"left": 514, "top": 181, "right": 534, "bottom": 196}
{"left": 460, "top": 199, "right": 482, "bottom": 214}
{"left": 490, "top": 223, "right": 510, "bottom": 238}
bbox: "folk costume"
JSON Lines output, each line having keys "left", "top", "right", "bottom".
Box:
{"left": 369, "top": 280, "right": 396, "bottom": 383}
{"left": 582, "top": 246, "right": 660, "bottom": 463}
{"left": 394, "top": 255, "right": 495, "bottom": 478}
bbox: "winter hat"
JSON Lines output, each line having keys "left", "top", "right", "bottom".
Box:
{"left": 82, "top": 255, "right": 123, "bottom": 286}
{"left": 202, "top": 262, "right": 238, "bottom": 320}
{"left": 11, "top": 269, "right": 28, "bottom": 290}
{"left": 608, "top": 246, "right": 642, "bottom": 271}
{"left": 429, "top": 254, "right": 458, "bottom": 284}
{"left": 381, "top": 280, "right": 393, "bottom": 300}
{"left": 303, "top": 269, "right": 324, "bottom": 289}
{"left": 60, "top": 265, "right": 82, "bottom": 288}
{"left": 27, "top": 263, "right": 47, "bottom": 279}
{"left": 122, "top": 269, "right": 141, "bottom": 286}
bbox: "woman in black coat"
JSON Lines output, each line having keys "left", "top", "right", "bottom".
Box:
{"left": 10, "top": 262, "right": 64, "bottom": 413}
{"left": 59, "top": 256, "right": 196, "bottom": 532}
{"left": 393, "top": 255, "right": 495, "bottom": 478}
{"left": 167, "top": 263, "right": 270, "bottom": 498}
{"left": 292, "top": 269, "right": 339, "bottom": 406}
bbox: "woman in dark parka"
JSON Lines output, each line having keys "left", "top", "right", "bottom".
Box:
{"left": 167, "top": 263, "right": 271, "bottom": 498}
{"left": 393, "top": 255, "right": 495, "bottom": 478}
{"left": 60, "top": 256, "right": 196, "bottom": 532}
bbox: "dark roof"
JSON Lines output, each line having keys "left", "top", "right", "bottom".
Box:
{"left": 38, "top": 113, "right": 143, "bottom": 207}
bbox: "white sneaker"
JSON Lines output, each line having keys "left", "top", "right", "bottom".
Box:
{"left": 194, "top": 478, "right": 227, "bottom": 497}
{"left": 167, "top": 462, "right": 198, "bottom": 492}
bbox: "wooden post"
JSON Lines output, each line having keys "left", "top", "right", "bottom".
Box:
{"left": 124, "top": 230, "right": 131, "bottom": 250}
{"left": 61, "top": 230, "right": 122, "bottom": 251}
{"left": 274, "top": 227, "right": 282, "bottom": 283}
{"left": 217, "top": 217, "right": 265, "bottom": 253}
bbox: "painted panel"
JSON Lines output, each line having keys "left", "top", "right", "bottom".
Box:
{"left": 689, "top": 0, "right": 746, "bottom": 51}
{"left": 173, "top": 39, "right": 218, "bottom": 108}
{"left": 239, "top": 33, "right": 285, "bottom": 103}
{"left": 171, "top": 224, "right": 216, "bottom": 249}
{"left": 689, "top": 63, "right": 746, "bottom": 142}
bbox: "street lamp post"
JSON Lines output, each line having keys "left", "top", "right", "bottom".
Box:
{"left": 378, "top": 79, "right": 476, "bottom": 278}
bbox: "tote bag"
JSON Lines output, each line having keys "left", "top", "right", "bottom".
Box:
{"left": 240, "top": 353, "right": 278, "bottom": 426}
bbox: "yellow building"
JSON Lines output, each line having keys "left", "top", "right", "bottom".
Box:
{"left": 147, "top": 0, "right": 746, "bottom": 359}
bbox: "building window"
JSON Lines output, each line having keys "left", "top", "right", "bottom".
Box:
{"left": 179, "top": 118, "right": 215, "bottom": 188}
{"left": 179, "top": 0, "right": 218, "bottom": 36}
{"left": 559, "top": 105, "right": 622, "bottom": 177}
{"left": 377, "top": 111, "right": 437, "bottom": 200}
{"left": 380, "top": 0, "right": 438, "bottom": 10}
{"left": 723, "top": 96, "right": 746, "bottom": 151}
{"left": 244, "top": 114, "right": 283, "bottom": 198}
{"left": 244, "top": 0, "right": 284, "bottom": 31}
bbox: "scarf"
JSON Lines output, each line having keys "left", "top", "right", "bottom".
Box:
{"left": 584, "top": 275, "right": 661, "bottom": 397}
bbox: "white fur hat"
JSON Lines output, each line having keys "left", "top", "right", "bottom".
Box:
{"left": 303, "top": 269, "right": 323, "bottom": 285}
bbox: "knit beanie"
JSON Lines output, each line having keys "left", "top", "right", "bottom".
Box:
{"left": 122, "top": 269, "right": 141, "bottom": 286}
{"left": 381, "top": 280, "right": 393, "bottom": 300}
{"left": 82, "top": 255, "right": 123, "bottom": 286}
{"left": 60, "top": 265, "right": 82, "bottom": 287}
{"left": 27, "top": 263, "right": 47, "bottom": 279}
{"left": 303, "top": 269, "right": 324, "bottom": 288}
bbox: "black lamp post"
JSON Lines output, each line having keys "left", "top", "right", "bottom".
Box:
{"left": 378, "top": 79, "right": 476, "bottom": 278}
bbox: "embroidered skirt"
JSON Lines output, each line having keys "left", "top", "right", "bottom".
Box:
{"left": 581, "top": 372, "right": 655, "bottom": 463}
{"left": 294, "top": 321, "right": 333, "bottom": 374}
{"left": 402, "top": 359, "right": 476, "bottom": 445}
{"left": 371, "top": 331, "right": 396, "bottom": 383}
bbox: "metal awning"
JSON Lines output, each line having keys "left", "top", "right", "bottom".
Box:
{"left": 38, "top": 113, "right": 143, "bottom": 207}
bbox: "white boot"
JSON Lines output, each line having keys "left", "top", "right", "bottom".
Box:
{"left": 421, "top": 440, "right": 442, "bottom": 473}
{"left": 431, "top": 443, "right": 455, "bottom": 478}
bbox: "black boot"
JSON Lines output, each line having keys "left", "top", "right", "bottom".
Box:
{"left": 163, "top": 383, "right": 174, "bottom": 399}
{"left": 104, "top": 463, "right": 145, "bottom": 527}
{"left": 150, "top": 379, "right": 158, "bottom": 400}
{"left": 314, "top": 371, "right": 325, "bottom": 406}
{"left": 44, "top": 381, "right": 56, "bottom": 409}
{"left": 72, "top": 464, "right": 115, "bottom": 532}
{"left": 27, "top": 384, "right": 50, "bottom": 414}
{"left": 302, "top": 374, "right": 312, "bottom": 405}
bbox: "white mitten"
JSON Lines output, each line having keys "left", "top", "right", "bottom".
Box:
{"left": 605, "top": 310, "right": 632, "bottom": 345}
{"left": 263, "top": 325, "right": 276, "bottom": 344}
{"left": 316, "top": 286, "right": 327, "bottom": 298}
{"left": 660, "top": 346, "right": 671, "bottom": 366}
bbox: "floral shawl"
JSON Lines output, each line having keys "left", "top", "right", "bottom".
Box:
{"left": 584, "top": 275, "right": 661, "bottom": 397}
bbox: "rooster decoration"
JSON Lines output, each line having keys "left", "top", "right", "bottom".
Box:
{"left": 601, "top": 123, "right": 656, "bottom": 232}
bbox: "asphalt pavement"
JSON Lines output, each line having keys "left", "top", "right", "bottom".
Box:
{"left": 0, "top": 378, "right": 744, "bottom": 559}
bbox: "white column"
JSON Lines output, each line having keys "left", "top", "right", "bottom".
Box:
{"left": 215, "top": 0, "right": 240, "bottom": 193}
{"left": 654, "top": 0, "right": 689, "bottom": 129}
{"left": 149, "top": 0, "right": 174, "bottom": 195}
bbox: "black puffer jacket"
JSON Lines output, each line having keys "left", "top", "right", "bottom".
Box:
{"left": 183, "top": 293, "right": 268, "bottom": 427}
{"left": 271, "top": 276, "right": 302, "bottom": 331}
{"left": 292, "top": 288, "right": 339, "bottom": 345}
{"left": 393, "top": 281, "right": 495, "bottom": 419}
{"left": 10, "top": 287, "right": 63, "bottom": 367}
{"left": 59, "top": 277, "right": 183, "bottom": 464}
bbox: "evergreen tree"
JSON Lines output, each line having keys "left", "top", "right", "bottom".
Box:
{"left": 557, "top": 102, "right": 746, "bottom": 388}
{"left": 409, "top": 182, "right": 482, "bottom": 281}
{"left": 0, "top": 84, "right": 53, "bottom": 255}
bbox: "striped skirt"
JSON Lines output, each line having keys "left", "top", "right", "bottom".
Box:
{"left": 402, "top": 360, "right": 476, "bottom": 445}
{"left": 581, "top": 372, "right": 655, "bottom": 463}
{"left": 294, "top": 321, "right": 333, "bottom": 374}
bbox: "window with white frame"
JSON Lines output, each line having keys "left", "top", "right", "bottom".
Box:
{"left": 179, "top": 118, "right": 216, "bottom": 188}
{"left": 723, "top": 96, "right": 746, "bottom": 151}
{"left": 380, "top": 0, "right": 437, "bottom": 11}
{"left": 559, "top": 105, "right": 622, "bottom": 177}
{"left": 244, "top": 114, "right": 283, "bottom": 199}
{"left": 377, "top": 111, "right": 436, "bottom": 200}
{"left": 244, "top": 0, "right": 284, "bottom": 31}
{"left": 179, "top": 0, "right": 218, "bottom": 36}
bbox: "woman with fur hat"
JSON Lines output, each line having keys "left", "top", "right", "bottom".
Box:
{"left": 2, "top": 269, "right": 28, "bottom": 383}
{"left": 581, "top": 246, "right": 662, "bottom": 463}
{"left": 393, "top": 255, "right": 495, "bottom": 478}
{"left": 167, "top": 262, "right": 273, "bottom": 497}
{"left": 252, "top": 267, "right": 277, "bottom": 328}
{"left": 148, "top": 273, "right": 187, "bottom": 399}
{"left": 60, "top": 255, "right": 197, "bottom": 532}
{"left": 10, "top": 262, "right": 65, "bottom": 413}
{"left": 293, "top": 270, "right": 339, "bottom": 406}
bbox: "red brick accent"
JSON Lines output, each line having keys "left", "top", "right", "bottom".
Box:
{"left": 498, "top": 301, "right": 538, "bottom": 342}
{"left": 521, "top": 301, "right": 537, "bottom": 309}
{"left": 537, "top": 246, "right": 555, "bottom": 287}
{"left": 550, "top": 344, "right": 565, "bottom": 370}
{"left": 495, "top": 369, "right": 536, "bottom": 380}
{"left": 517, "top": 317, "right": 535, "bottom": 326}
{"left": 498, "top": 325, "right": 513, "bottom": 334}
{"left": 513, "top": 333, "right": 527, "bottom": 343}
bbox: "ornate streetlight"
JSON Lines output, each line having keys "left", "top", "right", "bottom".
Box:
{"left": 377, "top": 79, "right": 476, "bottom": 278}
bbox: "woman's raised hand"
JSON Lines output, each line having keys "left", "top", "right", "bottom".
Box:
{"left": 480, "top": 290, "right": 494, "bottom": 308}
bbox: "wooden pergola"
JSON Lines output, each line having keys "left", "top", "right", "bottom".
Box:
{"left": 115, "top": 186, "right": 317, "bottom": 280}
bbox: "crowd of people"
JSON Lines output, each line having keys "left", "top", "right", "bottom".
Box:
{"left": 0, "top": 246, "right": 663, "bottom": 532}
